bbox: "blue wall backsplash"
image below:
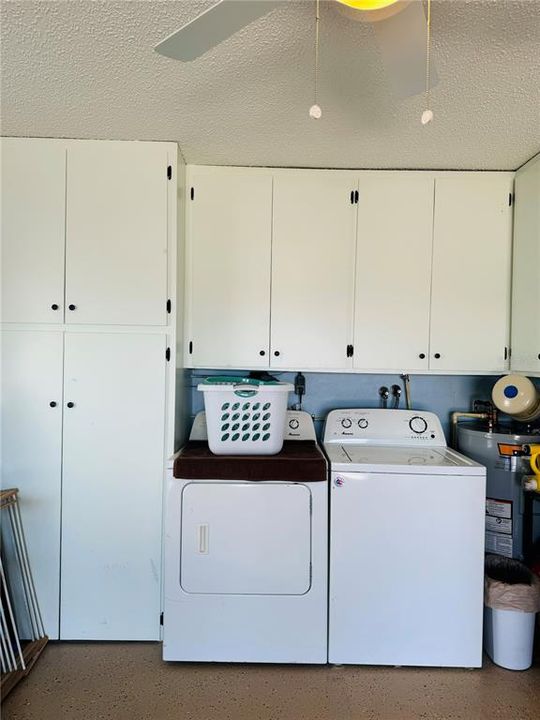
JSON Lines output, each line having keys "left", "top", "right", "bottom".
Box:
{"left": 189, "top": 370, "right": 504, "bottom": 442}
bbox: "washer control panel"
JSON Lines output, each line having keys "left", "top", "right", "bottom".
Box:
{"left": 323, "top": 409, "right": 446, "bottom": 446}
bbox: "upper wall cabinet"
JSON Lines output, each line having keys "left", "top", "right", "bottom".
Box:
{"left": 1, "top": 139, "right": 172, "bottom": 326}
{"left": 185, "top": 166, "right": 515, "bottom": 375}
{"left": 511, "top": 154, "right": 540, "bottom": 375}
{"left": 354, "top": 173, "right": 434, "bottom": 371}
{"left": 65, "top": 142, "right": 169, "bottom": 326}
{"left": 1, "top": 139, "right": 66, "bottom": 323}
{"left": 430, "top": 174, "right": 513, "bottom": 372}
{"left": 186, "top": 168, "right": 272, "bottom": 368}
{"left": 271, "top": 172, "right": 356, "bottom": 370}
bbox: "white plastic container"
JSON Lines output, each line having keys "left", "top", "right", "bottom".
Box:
{"left": 484, "top": 606, "right": 536, "bottom": 670}
{"left": 197, "top": 377, "right": 294, "bottom": 455}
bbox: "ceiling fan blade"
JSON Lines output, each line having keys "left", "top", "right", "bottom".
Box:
{"left": 371, "top": 1, "right": 438, "bottom": 99}
{"left": 155, "top": 0, "right": 282, "bottom": 61}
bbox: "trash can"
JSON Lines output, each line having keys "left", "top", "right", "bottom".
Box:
{"left": 484, "top": 555, "right": 540, "bottom": 670}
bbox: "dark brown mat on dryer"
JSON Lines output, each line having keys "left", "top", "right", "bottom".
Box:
{"left": 174, "top": 441, "right": 327, "bottom": 482}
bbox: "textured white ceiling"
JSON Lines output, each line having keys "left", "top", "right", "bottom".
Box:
{"left": 1, "top": 0, "right": 539, "bottom": 169}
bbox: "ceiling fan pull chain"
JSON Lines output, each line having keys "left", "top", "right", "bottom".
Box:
{"left": 309, "top": 0, "right": 322, "bottom": 119}
{"left": 421, "top": 0, "right": 434, "bottom": 125}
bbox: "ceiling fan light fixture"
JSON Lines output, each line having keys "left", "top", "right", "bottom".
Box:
{"left": 335, "top": 0, "right": 400, "bottom": 10}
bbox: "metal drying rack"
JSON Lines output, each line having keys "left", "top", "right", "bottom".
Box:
{"left": 1, "top": 488, "right": 48, "bottom": 700}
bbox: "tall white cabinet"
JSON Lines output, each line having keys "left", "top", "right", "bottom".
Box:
{"left": 1, "top": 137, "right": 180, "bottom": 640}
{"left": 1, "top": 330, "right": 64, "bottom": 635}
{"left": 61, "top": 333, "right": 166, "bottom": 640}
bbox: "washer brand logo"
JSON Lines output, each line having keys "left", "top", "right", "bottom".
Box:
{"left": 335, "top": 477, "right": 344, "bottom": 487}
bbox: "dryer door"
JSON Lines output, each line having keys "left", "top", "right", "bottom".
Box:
{"left": 180, "top": 482, "right": 311, "bottom": 595}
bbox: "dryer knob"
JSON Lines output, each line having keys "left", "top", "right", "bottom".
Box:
{"left": 289, "top": 418, "right": 300, "bottom": 430}
{"left": 341, "top": 418, "right": 352, "bottom": 429}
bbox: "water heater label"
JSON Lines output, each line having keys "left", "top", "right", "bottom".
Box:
{"left": 486, "top": 498, "right": 512, "bottom": 519}
{"left": 485, "top": 515, "right": 512, "bottom": 535}
{"left": 485, "top": 531, "right": 513, "bottom": 558}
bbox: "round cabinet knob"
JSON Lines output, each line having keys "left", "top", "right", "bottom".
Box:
{"left": 68, "top": 304, "right": 76, "bottom": 311}
{"left": 434, "top": 353, "right": 441, "bottom": 359}
{"left": 66, "top": 401, "right": 75, "bottom": 408}
{"left": 49, "top": 401, "right": 57, "bottom": 408}
{"left": 273, "top": 351, "right": 280, "bottom": 357}
{"left": 419, "top": 353, "right": 426, "bottom": 359}
{"left": 51, "top": 304, "right": 59, "bottom": 311}
{"left": 358, "top": 418, "right": 369, "bottom": 429}
{"left": 289, "top": 418, "right": 300, "bottom": 430}
{"left": 259, "top": 350, "right": 266, "bottom": 356}
{"left": 409, "top": 416, "right": 428, "bottom": 434}
{"left": 341, "top": 418, "right": 352, "bottom": 429}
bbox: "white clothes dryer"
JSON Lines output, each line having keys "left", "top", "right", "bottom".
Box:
{"left": 324, "top": 409, "right": 486, "bottom": 668}
{"left": 163, "top": 411, "right": 328, "bottom": 663}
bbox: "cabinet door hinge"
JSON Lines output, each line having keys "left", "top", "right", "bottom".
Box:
{"left": 160, "top": 612, "right": 164, "bottom": 626}
{"left": 167, "top": 165, "right": 172, "bottom": 180}
{"left": 166, "top": 299, "right": 172, "bottom": 314}
{"left": 190, "top": 187, "right": 195, "bottom": 201}
{"left": 189, "top": 341, "right": 193, "bottom": 355}
{"left": 166, "top": 347, "right": 171, "bottom": 362}
{"left": 346, "top": 344, "right": 354, "bottom": 358}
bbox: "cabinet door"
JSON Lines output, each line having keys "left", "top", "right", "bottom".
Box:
{"left": 65, "top": 142, "right": 169, "bottom": 326}
{"left": 187, "top": 169, "right": 272, "bottom": 368}
{"left": 1, "top": 330, "right": 64, "bottom": 638}
{"left": 1, "top": 139, "right": 66, "bottom": 323}
{"left": 354, "top": 174, "right": 434, "bottom": 371}
{"left": 511, "top": 155, "right": 540, "bottom": 374}
{"left": 61, "top": 332, "right": 166, "bottom": 640}
{"left": 430, "top": 175, "right": 513, "bottom": 372}
{"left": 271, "top": 173, "right": 357, "bottom": 369}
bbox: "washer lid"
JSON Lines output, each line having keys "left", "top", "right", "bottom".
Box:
{"left": 325, "top": 444, "right": 485, "bottom": 475}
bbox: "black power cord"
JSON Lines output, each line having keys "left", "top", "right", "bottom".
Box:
{"left": 294, "top": 372, "right": 306, "bottom": 410}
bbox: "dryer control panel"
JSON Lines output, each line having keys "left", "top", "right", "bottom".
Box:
{"left": 191, "top": 410, "right": 316, "bottom": 442}
{"left": 323, "top": 409, "right": 447, "bottom": 447}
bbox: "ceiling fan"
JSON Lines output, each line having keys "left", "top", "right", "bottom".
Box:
{"left": 155, "top": 0, "right": 436, "bottom": 102}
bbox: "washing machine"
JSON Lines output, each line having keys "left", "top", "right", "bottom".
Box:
{"left": 163, "top": 410, "right": 328, "bottom": 663}
{"left": 324, "top": 409, "right": 486, "bottom": 668}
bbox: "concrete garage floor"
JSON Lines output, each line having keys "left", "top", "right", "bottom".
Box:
{"left": 2, "top": 643, "right": 539, "bottom": 720}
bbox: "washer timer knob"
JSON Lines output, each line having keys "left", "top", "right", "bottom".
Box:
{"left": 341, "top": 418, "right": 352, "bottom": 429}
{"left": 409, "top": 416, "right": 428, "bottom": 434}
{"left": 288, "top": 418, "right": 300, "bottom": 430}
{"left": 358, "top": 418, "right": 369, "bottom": 429}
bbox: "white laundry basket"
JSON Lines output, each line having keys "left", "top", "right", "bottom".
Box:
{"left": 197, "top": 377, "right": 294, "bottom": 455}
